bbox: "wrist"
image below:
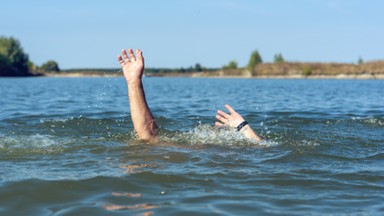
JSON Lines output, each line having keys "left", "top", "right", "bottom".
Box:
{"left": 239, "top": 124, "right": 252, "bottom": 132}
{"left": 236, "top": 121, "right": 249, "bottom": 132}
{"left": 127, "top": 78, "right": 142, "bottom": 86}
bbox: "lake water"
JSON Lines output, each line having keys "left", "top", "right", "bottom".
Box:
{"left": 0, "top": 77, "right": 383, "bottom": 215}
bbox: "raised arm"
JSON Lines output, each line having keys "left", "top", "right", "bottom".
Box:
{"left": 215, "top": 104, "right": 264, "bottom": 142}
{"left": 117, "top": 48, "right": 158, "bottom": 143}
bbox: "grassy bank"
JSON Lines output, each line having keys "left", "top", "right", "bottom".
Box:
{"left": 253, "top": 60, "right": 384, "bottom": 77}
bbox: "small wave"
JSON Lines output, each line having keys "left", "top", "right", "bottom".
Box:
{"left": 297, "top": 139, "right": 321, "bottom": 147}
{"left": 38, "top": 115, "right": 131, "bottom": 138}
{"left": 161, "top": 124, "right": 277, "bottom": 147}
{"left": 0, "top": 134, "right": 66, "bottom": 155}
{"left": 351, "top": 117, "right": 384, "bottom": 126}
{"left": 365, "top": 152, "right": 384, "bottom": 160}
{"left": 39, "top": 116, "right": 75, "bottom": 123}
{"left": 40, "top": 115, "right": 123, "bottom": 125}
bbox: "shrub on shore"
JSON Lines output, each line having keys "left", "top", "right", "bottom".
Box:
{"left": 0, "top": 36, "right": 31, "bottom": 76}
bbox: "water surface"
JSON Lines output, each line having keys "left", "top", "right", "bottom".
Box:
{"left": 0, "top": 77, "right": 383, "bottom": 215}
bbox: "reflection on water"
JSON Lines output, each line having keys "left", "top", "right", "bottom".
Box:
{"left": 0, "top": 77, "right": 383, "bottom": 215}
{"left": 121, "top": 163, "right": 158, "bottom": 174}
{"left": 103, "top": 203, "right": 159, "bottom": 212}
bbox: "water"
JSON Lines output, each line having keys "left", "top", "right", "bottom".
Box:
{"left": 0, "top": 77, "right": 383, "bottom": 215}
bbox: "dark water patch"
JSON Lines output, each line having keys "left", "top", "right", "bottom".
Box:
{"left": 0, "top": 176, "right": 155, "bottom": 215}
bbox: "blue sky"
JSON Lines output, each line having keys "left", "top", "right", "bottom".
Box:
{"left": 1, "top": 0, "right": 383, "bottom": 69}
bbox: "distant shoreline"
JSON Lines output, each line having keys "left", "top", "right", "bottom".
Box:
{"left": 44, "top": 72, "right": 120, "bottom": 78}
{"left": 42, "top": 72, "right": 384, "bottom": 79}
{"left": 36, "top": 60, "right": 384, "bottom": 79}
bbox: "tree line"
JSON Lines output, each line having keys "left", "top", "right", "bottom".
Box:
{"left": 1, "top": 35, "right": 367, "bottom": 77}
{"left": 0, "top": 35, "right": 286, "bottom": 77}
{"left": 0, "top": 36, "right": 60, "bottom": 76}
{"left": 222, "top": 50, "right": 285, "bottom": 71}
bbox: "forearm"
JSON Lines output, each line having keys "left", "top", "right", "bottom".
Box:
{"left": 239, "top": 124, "right": 264, "bottom": 142}
{"left": 127, "top": 79, "right": 158, "bottom": 141}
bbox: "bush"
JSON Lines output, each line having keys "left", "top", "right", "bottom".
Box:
{"left": 303, "top": 67, "right": 312, "bottom": 76}
{"left": 274, "top": 53, "right": 285, "bottom": 63}
{"left": 222, "top": 60, "right": 238, "bottom": 70}
{"left": 0, "top": 36, "right": 30, "bottom": 76}
{"left": 40, "top": 60, "right": 60, "bottom": 72}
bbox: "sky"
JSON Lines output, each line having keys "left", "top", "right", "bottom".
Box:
{"left": 1, "top": 0, "right": 383, "bottom": 69}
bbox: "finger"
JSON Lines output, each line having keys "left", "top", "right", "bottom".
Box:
{"left": 128, "top": 48, "right": 136, "bottom": 61}
{"left": 214, "top": 121, "right": 224, "bottom": 129}
{"left": 122, "top": 49, "right": 129, "bottom": 61}
{"left": 215, "top": 122, "right": 223, "bottom": 126}
{"left": 217, "top": 110, "right": 230, "bottom": 119}
{"left": 225, "top": 104, "right": 236, "bottom": 114}
{"left": 215, "top": 114, "right": 227, "bottom": 124}
{"left": 136, "top": 49, "right": 144, "bottom": 63}
{"left": 117, "top": 55, "right": 125, "bottom": 65}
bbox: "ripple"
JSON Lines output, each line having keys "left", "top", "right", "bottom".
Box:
{"left": 1, "top": 78, "right": 383, "bottom": 215}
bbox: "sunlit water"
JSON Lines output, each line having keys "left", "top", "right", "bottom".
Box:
{"left": 0, "top": 77, "right": 383, "bottom": 215}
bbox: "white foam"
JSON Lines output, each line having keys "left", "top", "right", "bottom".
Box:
{"left": 363, "top": 118, "right": 384, "bottom": 126}
{"left": 163, "top": 124, "right": 277, "bottom": 147}
{"left": 40, "top": 115, "right": 84, "bottom": 124}
{"left": 351, "top": 117, "right": 384, "bottom": 126}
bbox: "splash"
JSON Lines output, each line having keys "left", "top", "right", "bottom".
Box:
{"left": 161, "top": 124, "right": 276, "bottom": 147}
{"left": 361, "top": 117, "right": 384, "bottom": 126}
{"left": 349, "top": 116, "right": 384, "bottom": 126}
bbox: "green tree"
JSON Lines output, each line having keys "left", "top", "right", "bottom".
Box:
{"left": 194, "top": 63, "right": 202, "bottom": 72}
{"left": 0, "top": 54, "right": 15, "bottom": 76}
{"left": 0, "top": 36, "right": 30, "bottom": 76}
{"left": 222, "top": 60, "right": 238, "bottom": 70}
{"left": 274, "top": 53, "right": 285, "bottom": 63}
{"left": 247, "top": 50, "right": 262, "bottom": 74}
{"left": 40, "top": 60, "right": 60, "bottom": 72}
{"left": 358, "top": 56, "right": 364, "bottom": 65}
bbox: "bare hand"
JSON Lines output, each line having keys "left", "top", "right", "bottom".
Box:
{"left": 117, "top": 48, "right": 144, "bottom": 83}
{"left": 216, "top": 104, "right": 265, "bottom": 141}
{"left": 215, "top": 104, "right": 245, "bottom": 128}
